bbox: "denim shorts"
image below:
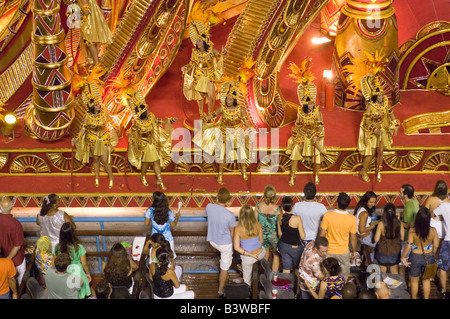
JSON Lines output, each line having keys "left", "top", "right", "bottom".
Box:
{"left": 277, "top": 241, "right": 303, "bottom": 271}
{"left": 408, "top": 252, "right": 435, "bottom": 277}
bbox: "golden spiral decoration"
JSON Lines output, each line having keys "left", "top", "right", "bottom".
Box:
{"left": 338, "top": 152, "right": 377, "bottom": 172}
{"left": 0, "top": 153, "right": 9, "bottom": 170}
{"left": 46, "top": 152, "right": 86, "bottom": 172}
{"left": 9, "top": 154, "right": 51, "bottom": 173}
{"left": 301, "top": 151, "right": 341, "bottom": 171}
{"left": 256, "top": 153, "right": 292, "bottom": 173}
{"left": 421, "top": 151, "right": 450, "bottom": 171}
{"left": 173, "top": 153, "right": 217, "bottom": 172}
{"left": 383, "top": 150, "right": 424, "bottom": 171}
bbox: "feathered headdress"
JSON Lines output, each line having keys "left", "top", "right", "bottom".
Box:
{"left": 72, "top": 64, "right": 107, "bottom": 109}
{"left": 288, "top": 58, "right": 317, "bottom": 104}
{"left": 288, "top": 58, "right": 315, "bottom": 85}
{"left": 342, "top": 49, "right": 388, "bottom": 100}
{"left": 72, "top": 64, "right": 107, "bottom": 94}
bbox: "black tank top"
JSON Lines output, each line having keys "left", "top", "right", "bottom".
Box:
{"left": 280, "top": 214, "right": 301, "bottom": 245}
{"left": 153, "top": 269, "right": 174, "bottom": 298}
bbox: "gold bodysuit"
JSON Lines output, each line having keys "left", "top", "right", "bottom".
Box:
{"left": 75, "top": 110, "right": 117, "bottom": 164}
{"left": 358, "top": 96, "right": 395, "bottom": 156}
{"left": 80, "top": 0, "right": 113, "bottom": 45}
{"left": 127, "top": 113, "right": 165, "bottom": 170}
{"left": 183, "top": 47, "right": 223, "bottom": 101}
{"left": 286, "top": 105, "right": 325, "bottom": 164}
{"left": 194, "top": 103, "right": 248, "bottom": 162}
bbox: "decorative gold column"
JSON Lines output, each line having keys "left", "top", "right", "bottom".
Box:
{"left": 25, "top": 0, "right": 74, "bottom": 141}
{"left": 332, "top": 0, "right": 399, "bottom": 111}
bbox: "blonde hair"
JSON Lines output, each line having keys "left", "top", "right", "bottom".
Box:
{"left": 36, "top": 236, "right": 51, "bottom": 254}
{"left": 263, "top": 185, "right": 276, "bottom": 205}
{"left": 239, "top": 204, "right": 258, "bottom": 237}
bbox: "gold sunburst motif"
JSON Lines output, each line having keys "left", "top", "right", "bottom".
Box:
{"left": 383, "top": 150, "right": 424, "bottom": 171}
{"left": 95, "top": 154, "right": 133, "bottom": 173}
{"left": 173, "top": 153, "right": 217, "bottom": 172}
{"left": 0, "top": 153, "right": 9, "bottom": 170}
{"left": 46, "top": 152, "right": 86, "bottom": 172}
{"left": 256, "top": 153, "right": 292, "bottom": 173}
{"left": 224, "top": 158, "right": 250, "bottom": 172}
{"left": 9, "top": 154, "right": 51, "bottom": 173}
{"left": 301, "top": 151, "right": 341, "bottom": 171}
{"left": 421, "top": 151, "right": 450, "bottom": 171}
{"left": 339, "top": 152, "right": 376, "bottom": 172}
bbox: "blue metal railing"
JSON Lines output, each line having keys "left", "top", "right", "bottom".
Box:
{"left": 21, "top": 216, "right": 220, "bottom": 274}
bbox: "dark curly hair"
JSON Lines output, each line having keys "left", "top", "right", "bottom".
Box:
{"left": 155, "top": 247, "right": 171, "bottom": 277}
{"left": 151, "top": 233, "right": 173, "bottom": 257}
{"left": 103, "top": 243, "right": 131, "bottom": 287}
{"left": 152, "top": 191, "right": 170, "bottom": 225}
{"left": 354, "top": 191, "right": 377, "bottom": 216}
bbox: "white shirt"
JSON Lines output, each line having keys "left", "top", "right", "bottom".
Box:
{"left": 434, "top": 202, "right": 450, "bottom": 241}
{"left": 293, "top": 201, "right": 327, "bottom": 241}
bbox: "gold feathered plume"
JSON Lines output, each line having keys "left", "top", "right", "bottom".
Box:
{"left": 237, "top": 57, "right": 256, "bottom": 96}
{"left": 72, "top": 63, "right": 107, "bottom": 94}
{"left": 188, "top": 0, "right": 234, "bottom": 26}
{"left": 288, "top": 58, "right": 315, "bottom": 85}
{"left": 342, "top": 49, "right": 388, "bottom": 97}
{"left": 107, "top": 70, "right": 134, "bottom": 105}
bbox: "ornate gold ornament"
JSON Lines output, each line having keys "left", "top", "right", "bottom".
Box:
{"left": 301, "top": 151, "right": 341, "bottom": 171}
{"left": 421, "top": 151, "right": 450, "bottom": 171}
{"left": 9, "top": 154, "right": 51, "bottom": 173}
{"left": 382, "top": 150, "right": 425, "bottom": 171}
{"left": 224, "top": 0, "right": 329, "bottom": 128}
{"left": 339, "top": 152, "right": 377, "bottom": 172}
{"left": 0, "top": 152, "right": 9, "bottom": 170}
{"left": 256, "top": 153, "right": 291, "bottom": 173}
{"left": 46, "top": 152, "right": 86, "bottom": 172}
{"left": 173, "top": 153, "right": 217, "bottom": 173}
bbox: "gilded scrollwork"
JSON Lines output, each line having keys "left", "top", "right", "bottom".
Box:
{"left": 383, "top": 150, "right": 425, "bottom": 171}
{"left": 0, "top": 153, "right": 9, "bottom": 170}
{"left": 173, "top": 153, "right": 217, "bottom": 173}
{"left": 9, "top": 154, "right": 51, "bottom": 173}
{"left": 421, "top": 151, "right": 450, "bottom": 171}
{"left": 256, "top": 153, "right": 292, "bottom": 173}
{"left": 301, "top": 151, "right": 341, "bottom": 171}
{"left": 338, "top": 152, "right": 376, "bottom": 172}
{"left": 46, "top": 152, "right": 86, "bottom": 172}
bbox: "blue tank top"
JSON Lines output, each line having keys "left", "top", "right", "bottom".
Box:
{"left": 240, "top": 236, "right": 261, "bottom": 252}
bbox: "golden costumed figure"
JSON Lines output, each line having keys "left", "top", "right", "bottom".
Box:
{"left": 72, "top": 65, "right": 118, "bottom": 188}
{"left": 76, "top": 0, "right": 113, "bottom": 66}
{"left": 286, "top": 59, "right": 327, "bottom": 186}
{"left": 182, "top": 20, "right": 223, "bottom": 119}
{"left": 344, "top": 51, "right": 400, "bottom": 182}
{"left": 124, "top": 89, "right": 178, "bottom": 190}
{"left": 194, "top": 81, "right": 255, "bottom": 184}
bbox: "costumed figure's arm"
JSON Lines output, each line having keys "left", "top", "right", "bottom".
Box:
{"left": 204, "top": 107, "right": 221, "bottom": 122}
{"left": 71, "top": 117, "right": 87, "bottom": 146}
{"left": 313, "top": 110, "right": 325, "bottom": 143}
{"left": 156, "top": 116, "right": 179, "bottom": 126}
{"left": 78, "top": 0, "right": 91, "bottom": 17}
{"left": 387, "top": 107, "right": 400, "bottom": 137}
